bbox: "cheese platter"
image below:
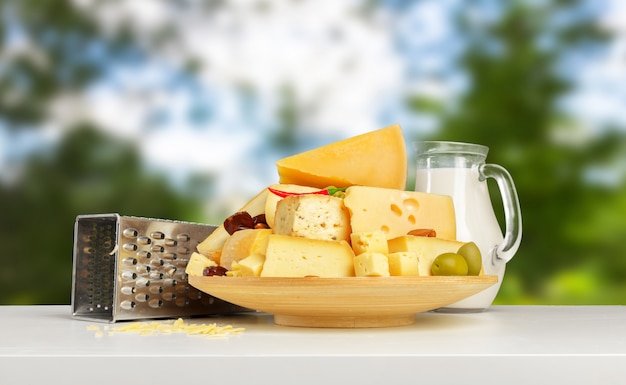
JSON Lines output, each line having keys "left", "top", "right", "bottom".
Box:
{"left": 189, "top": 275, "right": 498, "bottom": 328}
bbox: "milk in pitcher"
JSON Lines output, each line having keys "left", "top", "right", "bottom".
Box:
{"left": 415, "top": 167, "right": 506, "bottom": 311}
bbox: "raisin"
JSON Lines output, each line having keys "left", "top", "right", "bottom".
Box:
{"left": 203, "top": 265, "right": 228, "bottom": 276}
{"left": 223, "top": 212, "right": 255, "bottom": 235}
{"left": 223, "top": 212, "right": 269, "bottom": 234}
{"left": 252, "top": 214, "right": 267, "bottom": 227}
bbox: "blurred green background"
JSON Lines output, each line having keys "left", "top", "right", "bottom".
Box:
{"left": 1, "top": 0, "right": 624, "bottom": 305}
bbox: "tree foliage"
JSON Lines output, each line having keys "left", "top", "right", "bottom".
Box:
{"left": 412, "top": 0, "right": 626, "bottom": 303}
{"left": 1, "top": 0, "right": 625, "bottom": 305}
{"left": 0, "top": 0, "right": 151, "bottom": 127}
{"left": 0, "top": 0, "right": 202, "bottom": 304}
{"left": 0, "top": 124, "right": 204, "bottom": 304}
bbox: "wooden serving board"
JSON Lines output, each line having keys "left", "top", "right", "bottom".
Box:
{"left": 189, "top": 275, "right": 498, "bottom": 328}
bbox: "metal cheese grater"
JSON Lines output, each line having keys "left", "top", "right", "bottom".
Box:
{"left": 71, "top": 214, "right": 248, "bottom": 322}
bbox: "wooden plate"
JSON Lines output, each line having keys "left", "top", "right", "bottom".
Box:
{"left": 189, "top": 275, "right": 498, "bottom": 328}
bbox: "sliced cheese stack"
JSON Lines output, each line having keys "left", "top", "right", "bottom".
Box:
{"left": 343, "top": 186, "right": 456, "bottom": 241}
{"left": 275, "top": 124, "right": 407, "bottom": 190}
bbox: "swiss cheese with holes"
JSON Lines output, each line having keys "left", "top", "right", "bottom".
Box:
{"left": 343, "top": 186, "right": 456, "bottom": 241}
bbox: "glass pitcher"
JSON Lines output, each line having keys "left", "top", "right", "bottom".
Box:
{"left": 413, "top": 141, "right": 522, "bottom": 312}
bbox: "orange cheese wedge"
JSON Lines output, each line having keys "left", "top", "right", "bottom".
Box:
{"left": 275, "top": 124, "right": 407, "bottom": 190}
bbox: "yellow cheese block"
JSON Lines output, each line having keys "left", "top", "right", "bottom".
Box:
{"left": 344, "top": 186, "right": 457, "bottom": 241}
{"left": 236, "top": 253, "right": 266, "bottom": 277}
{"left": 185, "top": 252, "right": 217, "bottom": 277}
{"left": 264, "top": 184, "right": 320, "bottom": 228}
{"left": 219, "top": 228, "right": 272, "bottom": 270}
{"left": 226, "top": 264, "right": 242, "bottom": 277}
{"left": 197, "top": 188, "right": 269, "bottom": 258}
{"left": 260, "top": 235, "right": 355, "bottom": 277}
{"left": 350, "top": 231, "right": 389, "bottom": 255}
{"left": 387, "top": 252, "right": 419, "bottom": 276}
{"left": 354, "top": 252, "right": 390, "bottom": 277}
{"left": 275, "top": 124, "right": 408, "bottom": 190}
{"left": 273, "top": 194, "right": 351, "bottom": 242}
{"left": 387, "top": 236, "right": 465, "bottom": 276}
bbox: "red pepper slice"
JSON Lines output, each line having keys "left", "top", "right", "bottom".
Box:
{"left": 267, "top": 186, "right": 348, "bottom": 198}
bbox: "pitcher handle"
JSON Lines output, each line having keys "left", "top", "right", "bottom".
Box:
{"left": 479, "top": 164, "right": 522, "bottom": 263}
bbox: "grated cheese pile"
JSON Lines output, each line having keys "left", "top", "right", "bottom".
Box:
{"left": 87, "top": 318, "right": 245, "bottom": 338}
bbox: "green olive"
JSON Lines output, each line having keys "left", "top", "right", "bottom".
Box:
{"left": 457, "top": 242, "right": 482, "bottom": 276}
{"left": 431, "top": 253, "right": 468, "bottom": 276}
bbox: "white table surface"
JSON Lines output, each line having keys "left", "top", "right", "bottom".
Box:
{"left": 0, "top": 305, "right": 624, "bottom": 385}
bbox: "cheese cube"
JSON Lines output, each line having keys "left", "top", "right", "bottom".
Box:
{"left": 387, "top": 236, "right": 465, "bottom": 276}
{"left": 350, "top": 231, "right": 389, "bottom": 255}
{"left": 225, "top": 265, "right": 242, "bottom": 277}
{"left": 219, "top": 228, "right": 272, "bottom": 270}
{"left": 387, "top": 252, "right": 419, "bottom": 276}
{"left": 354, "top": 252, "right": 390, "bottom": 277}
{"left": 344, "top": 186, "right": 457, "bottom": 241}
{"left": 185, "top": 252, "right": 217, "bottom": 277}
{"left": 237, "top": 253, "right": 266, "bottom": 277}
{"left": 273, "top": 194, "right": 351, "bottom": 242}
{"left": 260, "top": 235, "right": 355, "bottom": 277}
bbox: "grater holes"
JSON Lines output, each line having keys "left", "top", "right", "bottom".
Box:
{"left": 137, "top": 250, "right": 151, "bottom": 259}
{"left": 150, "top": 272, "right": 164, "bottom": 280}
{"left": 123, "top": 257, "right": 137, "bottom": 266}
{"left": 149, "top": 286, "right": 163, "bottom": 294}
{"left": 150, "top": 258, "right": 165, "bottom": 267}
{"left": 151, "top": 245, "right": 164, "bottom": 253}
{"left": 175, "top": 297, "right": 189, "bottom": 307}
{"left": 175, "top": 285, "right": 189, "bottom": 294}
{"left": 120, "top": 300, "right": 136, "bottom": 310}
{"left": 122, "top": 271, "right": 138, "bottom": 280}
{"left": 162, "top": 252, "right": 176, "bottom": 260}
{"left": 135, "top": 293, "right": 149, "bottom": 302}
{"left": 149, "top": 299, "right": 163, "bottom": 308}
{"left": 123, "top": 228, "right": 138, "bottom": 238}
{"left": 123, "top": 243, "right": 138, "bottom": 252}
{"left": 162, "top": 292, "right": 176, "bottom": 301}
{"left": 121, "top": 286, "right": 136, "bottom": 295}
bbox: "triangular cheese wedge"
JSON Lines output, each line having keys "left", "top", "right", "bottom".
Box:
{"left": 275, "top": 124, "right": 407, "bottom": 190}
